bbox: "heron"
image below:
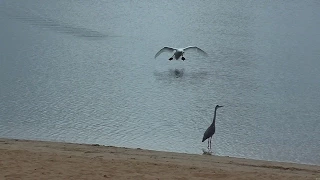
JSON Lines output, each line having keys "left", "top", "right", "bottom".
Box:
{"left": 202, "top": 105, "right": 223, "bottom": 151}
{"left": 154, "top": 46, "right": 208, "bottom": 61}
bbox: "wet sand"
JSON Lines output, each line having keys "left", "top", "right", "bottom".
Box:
{"left": 0, "top": 138, "right": 319, "bottom": 179}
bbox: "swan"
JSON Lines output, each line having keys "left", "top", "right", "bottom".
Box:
{"left": 154, "top": 46, "right": 208, "bottom": 61}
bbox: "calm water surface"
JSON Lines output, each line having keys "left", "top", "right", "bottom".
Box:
{"left": 0, "top": 0, "right": 320, "bottom": 165}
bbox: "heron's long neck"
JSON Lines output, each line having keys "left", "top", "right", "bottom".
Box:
{"left": 212, "top": 108, "right": 218, "bottom": 126}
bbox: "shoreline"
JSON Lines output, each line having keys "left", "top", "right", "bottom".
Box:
{"left": 1, "top": 138, "right": 319, "bottom": 179}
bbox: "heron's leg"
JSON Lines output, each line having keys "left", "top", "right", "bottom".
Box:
{"left": 207, "top": 138, "right": 210, "bottom": 149}
{"left": 181, "top": 52, "right": 185, "bottom": 61}
{"left": 169, "top": 54, "right": 174, "bottom": 60}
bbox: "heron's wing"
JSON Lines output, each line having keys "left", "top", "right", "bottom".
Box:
{"left": 154, "top": 47, "right": 176, "bottom": 59}
{"left": 184, "top": 46, "right": 208, "bottom": 57}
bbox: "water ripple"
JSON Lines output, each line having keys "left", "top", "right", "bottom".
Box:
{"left": 0, "top": 5, "right": 110, "bottom": 39}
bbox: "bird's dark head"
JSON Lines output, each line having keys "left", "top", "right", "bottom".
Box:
{"left": 215, "top": 105, "right": 223, "bottom": 109}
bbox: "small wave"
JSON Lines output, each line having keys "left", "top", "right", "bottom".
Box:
{"left": 0, "top": 6, "right": 111, "bottom": 39}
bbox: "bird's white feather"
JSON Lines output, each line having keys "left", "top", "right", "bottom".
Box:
{"left": 183, "top": 46, "right": 208, "bottom": 57}
{"left": 154, "top": 46, "right": 208, "bottom": 59}
{"left": 154, "top": 47, "right": 176, "bottom": 59}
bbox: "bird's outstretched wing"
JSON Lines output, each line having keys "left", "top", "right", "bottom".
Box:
{"left": 154, "top": 47, "right": 176, "bottom": 59}
{"left": 183, "top": 46, "right": 208, "bottom": 57}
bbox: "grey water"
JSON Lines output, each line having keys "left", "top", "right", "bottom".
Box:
{"left": 0, "top": 0, "right": 320, "bottom": 165}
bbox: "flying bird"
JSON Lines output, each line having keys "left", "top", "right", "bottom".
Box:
{"left": 202, "top": 105, "right": 223, "bottom": 151}
{"left": 154, "top": 46, "right": 208, "bottom": 61}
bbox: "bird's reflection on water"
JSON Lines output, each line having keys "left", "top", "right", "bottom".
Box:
{"left": 170, "top": 68, "right": 184, "bottom": 78}
{"left": 153, "top": 68, "right": 210, "bottom": 81}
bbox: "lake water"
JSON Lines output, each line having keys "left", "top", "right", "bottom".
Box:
{"left": 0, "top": 0, "right": 319, "bottom": 165}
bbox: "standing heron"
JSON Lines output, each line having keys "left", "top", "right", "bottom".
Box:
{"left": 202, "top": 105, "right": 223, "bottom": 151}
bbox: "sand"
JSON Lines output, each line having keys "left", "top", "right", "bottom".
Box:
{"left": 0, "top": 138, "right": 319, "bottom": 180}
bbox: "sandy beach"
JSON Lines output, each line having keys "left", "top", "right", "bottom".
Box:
{"left": 0, "top": 138, "right": 319, "bottom": 180}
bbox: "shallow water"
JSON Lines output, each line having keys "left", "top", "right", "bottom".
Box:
{"left": 0, "top": 0, "right": 320, "bottom": 165}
